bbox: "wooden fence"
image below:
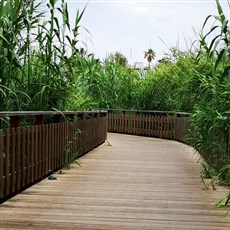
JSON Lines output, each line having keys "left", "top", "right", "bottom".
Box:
{"left": 108, "top": 109, "right": 230, "bottom": 173}
{"left": 108, "top": 110, "right": 191, "bottom": 142}
{"left": 0, "top": 111, "right": 107, "bottom": 201}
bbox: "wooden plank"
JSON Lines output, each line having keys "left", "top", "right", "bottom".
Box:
{"left": 70, "top": 122, "right": 74, "bottom": 159}
{"left": 59, "top": 123, "right": 63, "bottom": 167}
{"left": 131, "top": 115, "right": 134, "bottom": 134}
{"left": 110, "top": 114, "right": 113, "bottom": 132}
{"left": 112, "top": 114, "right": 114, "bottom": 132}
{"left": 114, "top": 113, "right": 116, "bottom": 133}
{"left": 136, "top": 115, "right": 139, "bottom": 135}
{"left": 144, "top": 115, "right": 148, "bottom": 136}
{"left": 16, "top": 127, "right": 21, "bottom": 192}
{"left": 60, "top": 123, "right": 63, "bottom": 167}
{"left": 137, "top": 115, "right": 140, "bottom": 135}
{"left": 38, "top": 125, "right": 42, "bottom": 180}
{"left": 48, "top": 124, "right": 52, "bottom": 172}
{"left": 114, "top": 114, "right": 117, "bottom": 133}
{"left": 157, "top": 115, "right": 160, "bottom": 138}
{"left": 149, "top": 115, "right": 153, "bottom": 137}
{"left": 162, "top": 116, "right": 166, "bottom": 138}
{"left": 51, "top": 124, "right": 55, "bottom": 171}
{"left": 152, "top": 115, "right": 155, "bottom": 136}
{"left": 172, "top": 117, "right": 175, "bottom": 139}
{"left": 53, "top": 124, "right": 57, "bottom": 169}
{"left": 76, "top": 120, "right": 82, "bottom": 154}
{"left": 136, "top": 114, "right": 139, "bottom": 135}
{"left": 58, "top": 123, "right": 62, "bottom": 167}
{"left": 131, "top": 114, "right": 134, "bottom": 135}
{"left": 164, "top": 115, "right": 169, "bottom": 139}
{"left": 96, "top": 118, "right": 99, "bottom": 146}
{"left": 168, "top": 117, "right": 171, "bottom": 138}
{"left": 147, "top": 115, "right": 150, "bottom": 136}
{"left": 133, "top": 114, "right": 136, "bottom": 135}
{"left": 30, "top": 126, "right": 35, "bottom": 183}
{"left": 127, "top": 115, "right": 130, "bottom": 134}
{"left": 21, "top": 128, "right": 26, "bottom": 188}
{"left": 10, "top": 128, "right": 16, "bottom": 194}
{"left": 123, "top": 114, "right": 126, "bottom": 133}
{"left": 166, "top": 117, "right": 169, "bottom": 139}
{"left": 42, "top": 125, "right": 46, "bottom": 177}
{"left": 140, "top": 115, "right": 143, "bottom": 135}
{"left": 26, "top": 128, "right": 30, "bottom": 185}
{"left": 109, "top": 114, "right": 112, "bottom": 132}
{"left": 0, "top": 129, "right": 4, "bottom": 198}
{"left": 34, "top": 125, "right": 39, "bottom": 180}
{"left": 1, "top": 133, "right": 230, "bottom": 230}
{"left": 45, "top": 125, "right": 49, "bottom": 174}
{"left": 160, "top": 115, "right": 163, "bottom": 138}
{"left": 142, "top": 115, "right": 145, "bottom": 135}
{"left": 63, "top": 122, "right": 67, "bottom": 162}
{"left": 114, "top": 114, "right": 117, "bottom": 132}
{"left": 127, "top": 115, "right": 129, "bottom": 134}
{"left": 54, "top": 123, "right": 60, "bottom": 168}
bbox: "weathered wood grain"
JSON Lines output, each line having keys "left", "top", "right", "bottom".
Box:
{"left": 0, "top": 133, "right": 229, "bottom": 229}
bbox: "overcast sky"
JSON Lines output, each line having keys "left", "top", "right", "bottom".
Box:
{"left": 65, "top": 0, "right": 230, "bottom": 66}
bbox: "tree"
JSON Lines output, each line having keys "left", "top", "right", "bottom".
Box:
{"left": 105, "top": 52, "right": 128, "bottom": 67}
{"left": 144, "top": 48, "right": 156, "bottom": 67}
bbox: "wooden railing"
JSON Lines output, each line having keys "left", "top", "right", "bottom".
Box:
{"left": 0, "top": 111, "right": 107, "bottom": 201}
{"left": 108, "top": 109, "right": 230, "bottom": 175}
{"left": 108, "top": 110, "right": 191, "bottom": 142}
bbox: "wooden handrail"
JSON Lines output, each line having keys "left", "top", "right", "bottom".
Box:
{"left": 105, "top": 109, "right": 191, "bottom": 117}
{"left": 0, "top": 110, "right": 107, "bottom": 128}
{"left": 0, "top": 110, "right": 107, "bottom": 117}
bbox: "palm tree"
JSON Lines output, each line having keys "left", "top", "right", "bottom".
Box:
{"left": 144, "top": 48, "right": 156, "bottom": 67}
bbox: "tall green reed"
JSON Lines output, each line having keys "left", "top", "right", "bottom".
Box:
{"left": 0, "top": 0, "right": 89, "bottom": 112}
{"left": 188, "top": 0, "right": 230, "bottom": 185}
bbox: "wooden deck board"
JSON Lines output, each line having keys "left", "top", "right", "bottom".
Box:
{"left": 0, "top": 133, "right": 230, "bottom": 229}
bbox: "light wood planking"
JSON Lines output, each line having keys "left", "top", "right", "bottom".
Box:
{"left": 0, "top": 133, "right": 230, "bottom": 230}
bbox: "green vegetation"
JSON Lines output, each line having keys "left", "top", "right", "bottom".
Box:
{"left": 0, "top": 0, "right": 229, "bottom": 202}
{"left": 0, "top": 0, "right": 90, "bottom": 112}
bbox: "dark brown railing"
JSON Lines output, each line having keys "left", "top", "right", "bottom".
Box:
{"left": 0, "top": 111, "right": 107, "bottom": 201}
{"left": 107, "top": 109, "right": 191, "bottom": 142}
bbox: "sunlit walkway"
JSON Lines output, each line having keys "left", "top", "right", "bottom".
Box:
{"left": 0, "top": 133, "right": 230, "bottom": 229}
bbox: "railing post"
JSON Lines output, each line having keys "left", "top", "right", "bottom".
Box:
{"left": 35, "top": 115, "right": 44, "bottom": 126}
{"left": 68, "top": 114, "right": 74, "bottom": 122}
{"left": 175, "top": 113, "right": 179, "bottom": 141}
{"left": 53, "top": 114, "right": 62, "bottom": 123}
{"left": 10, "top": 116, "right": 20, "bottom": 128}
{"left": 122, "top": 110, "right": 126, "bottom": 133}
{"left": 78, "top": 113, "right": 84, "bottom": 120}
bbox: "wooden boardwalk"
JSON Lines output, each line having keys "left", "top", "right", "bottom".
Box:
{"left": 0, "top": 133, "right": 230, "bottom": 229}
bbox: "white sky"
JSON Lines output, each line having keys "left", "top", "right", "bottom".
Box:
{"left": 65, "top": 0, "right": 230, "bottom": 66}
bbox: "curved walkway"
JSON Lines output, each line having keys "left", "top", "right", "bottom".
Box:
{"left": 0, "top": 133, "right": 230, "bottom": 229}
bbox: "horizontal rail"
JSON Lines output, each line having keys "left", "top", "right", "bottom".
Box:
{"left": 0, "top": 110, "right": 107, "bottom": 117}
{"left": 106, "top": 109, "right": 192, "bottom": 117}
{"left": 0, "top": 110, "right": 107, "bottom": 128}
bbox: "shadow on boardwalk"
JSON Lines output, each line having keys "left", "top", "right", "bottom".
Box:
{"left": 0, "top": 133, "right": 230, "bottom": 229}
